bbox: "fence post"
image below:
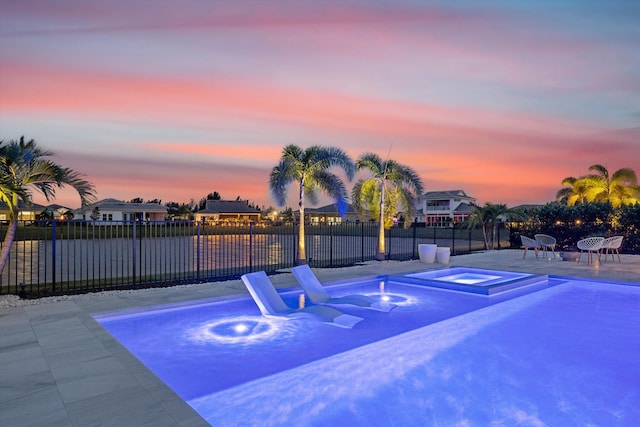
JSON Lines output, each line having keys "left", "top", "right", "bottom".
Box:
{"left": 132, "top": 220, "right": 137, "bottom": 286}
{"left": 51, "top": 221, "right": 57, "bottom": 293}
{"left": 329, "top": 223, "right": 333, "bottom": 267}
{"left": 293, "top": 223, "right": 298, "bottom": 265}
{"left": 249, "top": 222, "right": 254, "bottom": 271}
{"left": 451, "top": 224, "right": 455, "bottom": 255}
{"left": 412, "top": 225, "right": 417, "bottom": 259}
{"left": 196, "top": 221, "right": 201, "bottom": 278}
{"left": 361, "top": 222, "right": 365, "bottom": 263}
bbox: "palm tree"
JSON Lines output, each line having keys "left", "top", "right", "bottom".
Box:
{"left": 269, "top": 144, "right": 355, "bottom": 265}
{"left": 583, "top": 164, "right": 639, "bottom": 208}
{"left": 464, "top": 203, "right": 525, "bottom": 250}
{"left": 557, "top": 165, "right": 639, "bottom": 208}
{"left": 351, "top": 153, "right": 424, "bottom": 261}
{"left": 0, "top": 137, "right": 96, "bottom": 274}
{"left": 556, "top": 176, "right": 590, "bottom": 206}
{"left": 464, "top": 203, "right": 496, "bottom": 250}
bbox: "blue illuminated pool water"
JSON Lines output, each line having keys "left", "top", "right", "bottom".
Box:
{"left": 94, "top": 271, "right": 640, "bottom": 426}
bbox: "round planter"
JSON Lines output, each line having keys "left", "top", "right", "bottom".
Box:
{"left": 560, "top": 252, "right": 579, "bottom": 262}
{"left": 418, "top": 244, "right": 437, "bottom": 263}
{"left": 436, "top": 247, "right": 451, "bottom": 264}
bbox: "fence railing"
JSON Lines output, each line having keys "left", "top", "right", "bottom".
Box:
{"left": 0, "top": 220, "right": 491, "bottom": 297}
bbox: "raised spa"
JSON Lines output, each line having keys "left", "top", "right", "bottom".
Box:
{"left": 397, "top": 267, "right": 548, "bottom": 295}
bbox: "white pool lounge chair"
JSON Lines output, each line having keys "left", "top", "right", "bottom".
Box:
{"left": 241, "top": 271, "right": 363, "bottom": 328}
{"left": 291, "top": 265, "right": 395, "bottom": 312}
{"left": 520, "top": 235, "right": 541, "bottom": 259}
{"left": 601, "top": 236, "right": 623, "bottom": 263}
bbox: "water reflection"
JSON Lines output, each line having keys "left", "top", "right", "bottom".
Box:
{"left": 187, "top": 316, "right": 298, "bottom": 344}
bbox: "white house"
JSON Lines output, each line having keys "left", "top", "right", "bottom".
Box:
{"left": 415, "top": 190, "right": 476, "bottom": 227}
{"left": 75, "top": 198, "right": 167, "bottom": 222}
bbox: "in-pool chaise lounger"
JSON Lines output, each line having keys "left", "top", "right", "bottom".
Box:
{"left": 241, "top": 271, "right": 363, "bottom": 328}
{"left": 291, "top": 265, "right": 395, "bottom": 312}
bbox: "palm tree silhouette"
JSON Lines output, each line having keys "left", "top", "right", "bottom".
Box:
{"left": 0, "top": 137, "right": 95, "bottom": 274}
{"left": 269, "top": 144, "right": 354, "bottom": 265}
{"left": 351, "top": 153, "right": 423, "bottom": 261}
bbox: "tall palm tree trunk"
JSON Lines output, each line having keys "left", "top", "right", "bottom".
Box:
{"left": 481, "top": 223, "right": 491, "bottom": 250}
{"left": 0, "top": 220, "right": 18, "bottom": 275}
{"left": 297, "top": 206, "right": 306, "bottom": 265}
{"left": 375, "top": 181, "right": 386, "bottom": 261}
{"left": 297, "top": 183, "right": 307, "bottom": 265}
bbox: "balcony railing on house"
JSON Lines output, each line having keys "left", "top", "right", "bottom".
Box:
{"left": 0, "top": 220, "right": 492, "bottom": 297}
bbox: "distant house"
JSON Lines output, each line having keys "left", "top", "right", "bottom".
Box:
{"left": 194, "top": 200, "right": 261, "bottom": 224}
{"left": 0, "top": 200, "right": 45, "bottom": 223}
{"left": 415, "top": 190, "right": 476, "bottom": 227}
{"left": 300, "top": 203, "right": 360, "bottom": 224}
{"left": 74, "top": 198, "right": 167, "bottom": 222}
{"left": 40, "top": 204, "right": 74, "bottom": 220}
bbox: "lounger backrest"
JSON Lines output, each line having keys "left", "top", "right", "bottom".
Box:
{"left": 241, "top": 271, "right": 290, "bottom": 315}
{"left": 291, "top": 265, "right": 331, "bottom": 303}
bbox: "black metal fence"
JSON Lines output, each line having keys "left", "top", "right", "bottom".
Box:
{"left": 0, "top": 220, "right": 490, "bottom": 297}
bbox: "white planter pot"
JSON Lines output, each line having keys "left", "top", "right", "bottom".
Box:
{"left": 418, "top": 244, "right": 437, "bottom": 263}
{"left": 436, "top": 247, "right": 451, "bottom": 264}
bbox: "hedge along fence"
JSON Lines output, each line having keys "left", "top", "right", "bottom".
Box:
{"left": 508, "top": 202, "right": 640, "bottom": 254}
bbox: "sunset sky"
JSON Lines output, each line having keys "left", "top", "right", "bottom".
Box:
{"left": 1, "top": 1, "right": 638, "bottom": 210}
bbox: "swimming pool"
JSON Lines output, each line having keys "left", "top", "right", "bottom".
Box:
{"left": 94, "top": 271, "right": 640, "bottom": 426}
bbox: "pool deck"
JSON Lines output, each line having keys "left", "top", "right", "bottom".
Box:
{"left": 1, "top": 249, "right": 639, "bottom": 426}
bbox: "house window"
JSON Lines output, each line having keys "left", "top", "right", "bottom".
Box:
{"left": 102, "top": 213, "right": 113, "bottom": 221}
{"left": 426, "top": 201, "right": 450, "bottom": 211}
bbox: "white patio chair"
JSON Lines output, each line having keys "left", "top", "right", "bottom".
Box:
{"left": 577, "top": 237, "right": 605, "bottom": 264}
{"left": 534, "top": 234, "right": 557, "bottom": 258}
{"left": 520, "top": 235, "right": 541, "bottom": 259}
{"left": 601, "top": 236, "right": 623, "bottom": 263}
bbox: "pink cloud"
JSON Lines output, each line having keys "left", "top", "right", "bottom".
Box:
{"left": 0, "top": 59, "right": 600, "bottom": 141}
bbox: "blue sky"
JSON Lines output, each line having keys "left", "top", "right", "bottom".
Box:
{"left": 1, "top": 0, "right": 638, "bottom": 209}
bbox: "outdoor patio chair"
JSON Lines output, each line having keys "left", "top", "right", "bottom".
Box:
{"left": 602, "top": 236, "right": 624, "bottom": 263}
{"left": 577, "top": 237, "right": 605, "bottom": 264}
{"left": 240, "top": 271, "right": 363, "bottom": 328}
{"left": 534, "top": 234, "right": 557, "bottom": 258}
{"left": 520, "top": 235, "right": 541, "bottom": 259}
{"left": 291, "top": 265, "right": 395, "bottom": 312}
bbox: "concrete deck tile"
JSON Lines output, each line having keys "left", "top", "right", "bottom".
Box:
{"left": 0, "top": 368, "right": 56, "bottom": 402}
{"left": 65, "top": 384, "right": 189, "bottom": 427}
{"left": 0, "top": 386, "right": 69, "bottom": 427}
